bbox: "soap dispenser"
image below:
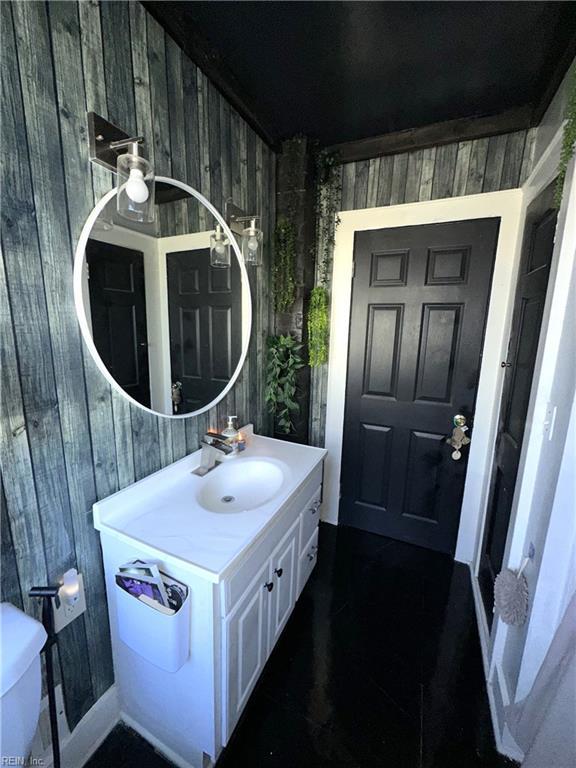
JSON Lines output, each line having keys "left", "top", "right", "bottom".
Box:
{"left": 222, "top": 416, "right": 246, "bottom": 452}
{"left": 222, "top": 416, "right": 239, "bottom": 440}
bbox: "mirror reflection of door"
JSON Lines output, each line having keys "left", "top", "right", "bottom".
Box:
{"left": 86, "top": 239, "right": 151, "bottom": 407}
{"left": 166, "top": 249, "right": 241, "bottom": 414}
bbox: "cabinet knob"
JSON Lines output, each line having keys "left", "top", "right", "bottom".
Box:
{"left": 307, "top": 552, "right": 315, "bottom": 562}
{"left": 274, "top": 568, "right": 283, "bottom": 578}
{"left": 264, "top": 581, "right": 274, "bottom": 592}
{"left": 310, "top": 501, "right": 320, "bottom": 514}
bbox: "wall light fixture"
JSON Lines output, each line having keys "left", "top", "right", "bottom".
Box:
{"left": 87, "top": 112, "right": 155, "bottom": 224}
{"left": 225, "top": 199, "right": 263, "bottom": 267}
{"left": 241, "top": 218, "right": 263, "bottom": 266}
{"left": 109, "top": 137, "right": 155, "bottom": 224}
{"left": 210, "top": 223, "right": 231, "bottom": 268}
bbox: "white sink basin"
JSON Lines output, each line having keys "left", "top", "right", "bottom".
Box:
{"left": 196, "top": 458, "right": 287, "bottom": 513}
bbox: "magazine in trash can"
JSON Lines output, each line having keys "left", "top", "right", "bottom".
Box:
{"left": 114, "top": 559, "right": 190, "bottom": 671}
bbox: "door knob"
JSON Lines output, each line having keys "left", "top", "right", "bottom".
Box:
{"left": 446, "top": 415, "right": 470, "bottom": 460}
{"left": 171, "top": 381, "right": 183, "bottom": 413}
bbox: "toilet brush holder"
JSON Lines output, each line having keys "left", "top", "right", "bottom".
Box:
{"left": 29, "top": 585, "right": 61, "bottom": 768}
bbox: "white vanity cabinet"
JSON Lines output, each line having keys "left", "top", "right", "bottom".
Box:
{"left": 223, "top": 560, "right": 269, "bottom": 738}
{"left": 222, "top": 519, "right": 300, "bottom": 740}
{"left": 268, "top": 518, "right": 299, "bottom": 653}
{"left": 221, "top": 476, "right": 322, "bottom": 742}
{"left": 94, "top": 432, "right": 326, "bottom": 768}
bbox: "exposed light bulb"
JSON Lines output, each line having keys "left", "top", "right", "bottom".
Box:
{"left": 241, "top": 219, "right": 262, "bottom": 265}
{"left": 125, "top": 168, "right": 149, "bottom": 203}
{"left": 210, "top": 223, "right": 231, "bottom": 267}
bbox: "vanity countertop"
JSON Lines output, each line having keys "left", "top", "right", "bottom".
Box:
{"left": 93, "top": 430, "right": 326, "bottom": 582}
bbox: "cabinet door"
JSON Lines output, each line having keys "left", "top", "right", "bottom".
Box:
{"left": 268, "top": 519, "right": 299, "bottom": 654}
{"left": 297, "top": 526, "right": 319, "bottom": 598}
{"left": 223, "top": 562, "right": 270, "bottom": 742}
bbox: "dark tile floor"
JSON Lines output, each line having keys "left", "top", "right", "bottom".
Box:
{"left": 84, "top": 722, "right": 172, "bottom": 768}
{"left": 87, "top": 524, "right": 515, "bottom": 768}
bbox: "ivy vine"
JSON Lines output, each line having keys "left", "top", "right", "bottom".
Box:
{"left": 307, "top": 286, "right": 330, "bottom": 367}
{"left": 265, "top": 334, "right": 305, "bottom": 434}
{"left": 272, "top": 137, "right": 306, "bottom": 315}
{"left": 273, "top": 216, "right": 297, "bottom": 313}
{"left": 555, "top": 72, "right": 576, "bottom": 208}
{"left": 307, "top": 149, "right": 341, "bottom": 367}
{"left": 315, "top": 149, "right": 342, "bottom": 288}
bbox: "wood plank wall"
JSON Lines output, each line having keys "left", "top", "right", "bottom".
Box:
{"left": 0, "top": 0, "right": 274, "bottom": 729}
{"left": 308, "top": 128, "right": 537, "bottom": 447}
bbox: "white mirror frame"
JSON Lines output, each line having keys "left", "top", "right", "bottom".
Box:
{"left": 73, "top": 176, "right": 252, "bottom": 420}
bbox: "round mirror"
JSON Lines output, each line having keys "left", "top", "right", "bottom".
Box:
{"left": 73, "top": 177, "right": 251, "bottom": 418}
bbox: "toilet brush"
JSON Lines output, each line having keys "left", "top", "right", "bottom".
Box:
{"left": 493, "top": 557, "right": 530, "bottom": 626}
{"left": 29, "top": 586, "right": 61, "bottom": 768}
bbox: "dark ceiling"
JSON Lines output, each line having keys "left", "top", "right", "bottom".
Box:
{"left": 144, "top": 1, "right": 576, "bottom": 150}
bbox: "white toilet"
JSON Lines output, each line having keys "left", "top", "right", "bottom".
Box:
{"left": 0, "top": 602, "right": 47, "bottom": 761}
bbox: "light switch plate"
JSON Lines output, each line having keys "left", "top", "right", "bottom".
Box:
{"left": 52, "top": 573, "right": 87, "bottom": 633}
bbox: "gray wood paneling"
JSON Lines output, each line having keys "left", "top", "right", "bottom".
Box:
{"left": 309, "top": 128, "right": 536, "bottom": 446}
{"left": 404, "top": 150, "right": 423, "bottom": 203}
{"left": 376, "top": 155, "right": 394, "bottom": 206}
{"left": 419, "top": 146, "right": 437, "bottom": 201}
{"left": 483, "top": 134, "right": 509, "bottom": 192}
{"left": 0, "top": 479, "right": 22, "bottom": 609}
{"left": 1, "top": 0, "right": 274, "bottom": 729}
{"left": 432, "top": 143, "right": 458, "bottom": 199}
{"left": 453, "top": 141, "right": 473, "bottom": 197}
{"left": 78, "top": 0, "right": 120, "bottom": 502}
{"left": 390, "top": 153, "right": 409, "bottom": 204}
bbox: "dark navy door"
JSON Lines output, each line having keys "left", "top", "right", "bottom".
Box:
{"left": 340, "top": 219, "right": 500, "bottom": 554}
{"left": 479, "top": 182, "right": 556, "bottom": 621}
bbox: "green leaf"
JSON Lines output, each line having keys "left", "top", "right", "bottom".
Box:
{"left": 265, "top": 333, "right": 304, "bottom": 435}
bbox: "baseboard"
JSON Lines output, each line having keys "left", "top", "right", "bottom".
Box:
{"left": 470, "top": 567, "right": 491, "bottom": 676}
{"left": 469, "top": 567, "right": 523, "bottom": 764}
{"left": 491, "top": 666, "right": 524, "bottom": 763}
{"left": 34, "top": 684, "right": 119, "bottom": 768}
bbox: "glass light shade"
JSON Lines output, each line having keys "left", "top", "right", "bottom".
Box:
{"left": 210, "top": 224, "right": 231, "bottom": 267}
{"left": 241, "top": 220, "right": 263, "bottom": 266}
{"left": 116, "top": 149, "right": 155, "bottom": 223}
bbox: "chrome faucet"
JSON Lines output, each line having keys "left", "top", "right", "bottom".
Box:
{"left": 192, "top": 433, "right": 236, "bottom": 476}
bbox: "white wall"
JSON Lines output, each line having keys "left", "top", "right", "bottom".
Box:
{"left": 533, "top": 59, "right": 576, "bottom": 168}
{"left": 515, "top": 394, "right": 576, "bottom": 702}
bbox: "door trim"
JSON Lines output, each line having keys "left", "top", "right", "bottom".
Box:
{"left": 323, "top": 189, "right": 525, "bottom": 565}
